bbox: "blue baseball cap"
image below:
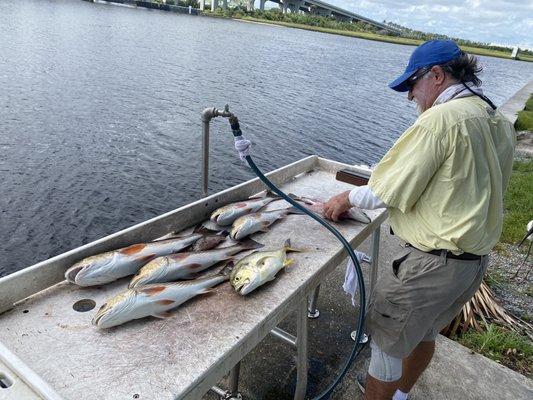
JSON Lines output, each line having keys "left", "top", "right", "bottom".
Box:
{"left": 389, "top": 40, "right": 462, "bottom": 92}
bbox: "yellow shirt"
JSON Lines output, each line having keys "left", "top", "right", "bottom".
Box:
{"left": 369, "top": 96, "right": 515, "bottom": 255}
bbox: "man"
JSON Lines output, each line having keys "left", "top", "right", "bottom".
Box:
{"left": 324, "top": 40, "right": 515, "bottom": 400}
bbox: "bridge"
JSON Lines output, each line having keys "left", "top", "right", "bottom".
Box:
{"left": 198, "top": 0, "right": 401, "bottom": 34}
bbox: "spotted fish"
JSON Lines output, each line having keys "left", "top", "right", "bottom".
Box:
{"left": 92, "top": 264, "right": 233, "bottom": 329}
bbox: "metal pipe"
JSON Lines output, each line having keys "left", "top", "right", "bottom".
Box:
{"left": 294, "top": 298, "right": 308, "bottom": 400}
{"left": 307, "top": 285, "right": 320, "bottom": 318}
{"left": 210, "top": 385, "right": 228, "bottom": 397}
{"left": 201, "top": 106, "right": 233, "bottom": 197}
{"left": 270, "top": 327, "right": 297, "bottom": 347}
{"left": 228, "top": 362, "right": 241, "bottom": 394}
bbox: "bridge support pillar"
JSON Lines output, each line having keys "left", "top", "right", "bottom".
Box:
{"left": 211, "top": 0, "right": 218, "bottom": 11}
{"left": 246, "top": 0, "right": 254, "bottom": 11}
{"left": 259, "top": 0, "right": 266, "bottom": 11}
{"left": 289, "top": 0, "right": 303, "bottom": 13}
{"left": 199, "top": 0, "right": 205, "bottom": 10}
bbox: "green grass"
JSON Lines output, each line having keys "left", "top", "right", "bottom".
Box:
{"left": 484, "top": 269, "right": 506, "bottom": 289}
{"left": 501, "top": 160, "right": 533, "bottom": 244}
{"left": 515, "top": 95, "right": 533, "bottom": 131}
{"left": 458, "top": 324, "right": 533, "bottom": 377}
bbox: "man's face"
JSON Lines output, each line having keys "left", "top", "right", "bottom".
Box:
{"left": 407, "top": 66, "right": 446, "bottom": 114}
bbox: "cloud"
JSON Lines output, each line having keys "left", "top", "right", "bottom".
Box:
{"left": 328, "top": 0, "right": 533, "bottom": 48}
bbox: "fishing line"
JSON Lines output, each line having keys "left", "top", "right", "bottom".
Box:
{"left": 228, "top": 115, "right": 368, "bottom": 399}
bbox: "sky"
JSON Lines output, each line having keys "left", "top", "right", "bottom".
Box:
{"left": 326, "top": 0, "right": 533, "bottom": 49}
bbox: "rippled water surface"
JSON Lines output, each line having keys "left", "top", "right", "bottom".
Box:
{"left": 1, "top": 0, "right": 532, "bottom": 276}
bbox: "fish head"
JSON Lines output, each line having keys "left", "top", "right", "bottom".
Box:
{"left": 230, "top": 266, "right": 261, "bottom": 295}
{"left": 65, "top": 252, "right": 117, "bottom": 286}
{"left": 211, "top": 204, "right": 244, "bottom": 225}
{"left": 129, "top": 257, "right": 169, "bottom": 288}
{"left": 210, "top": 207, "right": 226, "bottom": 223}
{"left": 92, "top": 290, "right": 136, "bottom": 329}
{"left": 230, "top": 216, "right": 258, "bottom": 241}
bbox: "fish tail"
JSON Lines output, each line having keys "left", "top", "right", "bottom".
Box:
{"left": 283, "top": 258, "right": 295, "bottom": 268}
{"left": 285, "top": 206, "right": 305, "bottom": 215}
{"left": 193, "top": 224, "right": 221, "bottom": 235}
{"left": 218, "top": 261, "right": 234, "bottom": 277}
{"left": 283, "top": 238, "right": 303, "bottom": 253}
{"left": 248, "top": 190, "right": 275, "bottom": 199}
{"left": 240, "top": 238, "right": 264, "bottom": 250}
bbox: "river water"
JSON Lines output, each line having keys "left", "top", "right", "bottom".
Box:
{"left": 0, "top": 0, "right": 531, "bottom": 276}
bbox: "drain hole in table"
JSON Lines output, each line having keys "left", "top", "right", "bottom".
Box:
{"left": 73, "top": 299, "right": 96, "bottom": 312}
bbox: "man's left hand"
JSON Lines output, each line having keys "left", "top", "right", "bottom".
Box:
{"left": 323, "top": 190, "right": 351, "bottom": 222}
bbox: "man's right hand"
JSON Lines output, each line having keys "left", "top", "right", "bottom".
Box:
{"left": 323, "top": 190, "right": 352, "bottom": 222}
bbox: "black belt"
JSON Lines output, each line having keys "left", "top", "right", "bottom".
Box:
{"left": 406, "top": 244, "right": 483, "bottom": 261}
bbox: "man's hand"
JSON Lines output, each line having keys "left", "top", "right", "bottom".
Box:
{"left": 323, "top": 190, "right": 351, "bottom": 222}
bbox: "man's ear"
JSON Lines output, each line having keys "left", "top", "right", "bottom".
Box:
{"left": 430, "top": 65, "right": 447, "bottom": 85}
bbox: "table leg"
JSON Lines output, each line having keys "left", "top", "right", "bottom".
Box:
{"left": 368, "top": 227, "right": 380, "bottom": 310}
{"left": 294, "top": 298, "right": 308, "bottom": 400}
{"left": 307, "top": 285, "right": 320, "bottom": 318}
{"left": 228, "top": 362, "right": 241, "bottom": 396}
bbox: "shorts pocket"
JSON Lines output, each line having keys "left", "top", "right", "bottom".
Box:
{"left": 368, "top": 297, "right": 411, "bottom": 343}
{"left": 391, "top": 250, "right": 411, "bottom": 281}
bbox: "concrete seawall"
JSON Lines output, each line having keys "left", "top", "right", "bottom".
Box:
{"left": 499, "top": 80, "right": 533, "bottom": 125}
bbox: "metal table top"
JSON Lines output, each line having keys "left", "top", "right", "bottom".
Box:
{"left": 0, "top": 156, "right": 386, "bottom": 400}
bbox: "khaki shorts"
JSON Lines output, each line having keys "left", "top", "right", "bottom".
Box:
{"left": 366, "top": 246, "right": 488, "bottom": 359}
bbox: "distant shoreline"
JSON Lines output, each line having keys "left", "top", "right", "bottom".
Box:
{"left": 228, "top": 16, "right": 533, "bottom": 63}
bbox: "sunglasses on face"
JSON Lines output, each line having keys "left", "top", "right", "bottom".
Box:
{"left": 406, "top": 67, "right": 431, "bottom": 90}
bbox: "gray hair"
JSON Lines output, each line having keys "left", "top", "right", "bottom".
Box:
{"left": 441, "top": 52, "right": 483, "bottom": 86}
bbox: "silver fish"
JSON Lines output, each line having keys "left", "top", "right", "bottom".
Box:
{"left": 230, "top": 239, "right": 300, "bottom": 295}
{"left": 210, "top": 192, "right": 279, "bottom": 226}
{"left": 230, "top": 207, "right": 302, "bottom": 240}
{"left": 92, "top": 264, "right": 233, "bottom": 329}
{"left": 129, "top": 239, "right": 263, "bottom": 288}
{"left": 65, "top": 234, "right": 204, "bottom": 287}
{"left": 298, "top": 196, "right": 371, "bottom": 224}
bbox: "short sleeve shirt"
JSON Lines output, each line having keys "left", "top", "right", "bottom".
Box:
{"left": 368, "top": 96, "right": 515, "bottom": 255}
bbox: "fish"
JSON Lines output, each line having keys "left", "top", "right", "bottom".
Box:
{"left": 129, "top": 238, "right": 263, "bottom": 288}
{"left": 230, "top": 239, "right": 301, "bottom": 295}
{"left": 65, "top": 227, "right": 216, "bottom": 287}
{"left": 297, "top": 196, "right": 371, "bottom": 224}
{"left": 229, "top": 207, "right": 303, "bottom": 240}
{"left": 210, "top": 191, "right": 280, "bottom": 226}
{"left": 92, "top": 263, "right": 233, "bottom": 329}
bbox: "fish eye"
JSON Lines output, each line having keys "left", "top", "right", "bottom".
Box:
{"left": 235, "top": 277, "right": 240, "bottom": 281}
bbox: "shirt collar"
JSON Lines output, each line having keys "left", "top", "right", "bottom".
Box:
{"left": 433, "top": 82, "right": 484, "bottom": 107}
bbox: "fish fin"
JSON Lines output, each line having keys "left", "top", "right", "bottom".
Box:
{"left": 248, "top": 190, "right": 268, "bottom": 199}
{"left": 138, "top": 285, "right": 167, "bottom": 296}
{"left": 119, "top": 243, "right": 146, "bottom": 256}
{"left": 283, "top": 239, "right": 303, "bottom": 253}
{"left": 152, "top": 310, "right": 176, "bottom": 319}
{"left": 193, "top": 224, "right": 222, "bottom": 235}
{"left": 240, "top": 238, "right": 264, "bottom": 250}
{"left": 198, "top": 287, "right": 216, "bottom": 295}
{"left": 184, "top": 263, "right": 204, "bottom": 271}
{"left": 218, "top": 261, "right": 234, "bottom": 277}
{"left": 156, "top": 299, "right": 176, "bottom": 306}
{"left": 136, "top": 254, "right": 156, "bottom": 263}
{"left": 286, "top": 206, "right": 305, "bottom": 215}
{"left": 287, "top": 193, "right": 303, "bottom": 202}
{"left": 283, "top": 258, "right": 295, "bottom": 268}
